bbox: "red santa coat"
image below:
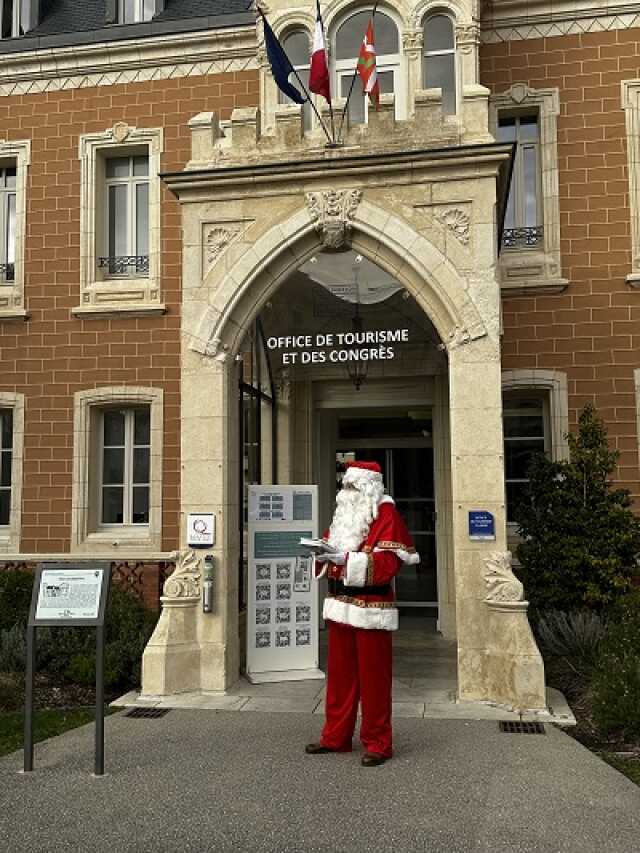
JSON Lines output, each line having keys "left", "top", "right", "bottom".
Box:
{"left": 319, "top": 496, "right": 418, "bottom": 631}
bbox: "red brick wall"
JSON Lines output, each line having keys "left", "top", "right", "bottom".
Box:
{"left": 481, "top": 29, "right": 640, "bottom": 504}
{"left": 0, "top": 71, "right": 259, "bottom": 553}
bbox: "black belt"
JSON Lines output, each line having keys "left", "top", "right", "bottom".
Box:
{"left": 328, "top": 578, "right": 392, "bottom": 596}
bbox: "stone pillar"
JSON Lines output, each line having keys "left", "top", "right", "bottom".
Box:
{"left": 448, "top": 335, "right": 546, "bottom": 710}
{"left": 142, "top": 348, "right": 241, "bottom": 695}
{"left": 402, "top": 29, "right": 423, "bottom": 118}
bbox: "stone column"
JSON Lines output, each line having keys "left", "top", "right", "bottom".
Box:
{"left": 142, "top": 348, "right": 241, "bottom": 695}
{"left": 448, "top": 334, "right": 546, "bottom": 710}
{"left": 402, "top": 29, "right": 423, "bottom": 119}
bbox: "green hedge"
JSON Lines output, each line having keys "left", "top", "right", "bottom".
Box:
{"left": 591, "top": 591, "right": 640, "bottom": 739}
{"left": 0, "top": 570, "right": 157, "bottom": 690}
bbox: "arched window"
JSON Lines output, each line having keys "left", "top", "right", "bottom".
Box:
{"left": 279, "top": 29, "right": 312, "bottom": 132}
{"left": 334, "top": 10, "right": 400, "bottom": 125}
{"left": 423, "top": 14, "right": 456, "bottom": 115}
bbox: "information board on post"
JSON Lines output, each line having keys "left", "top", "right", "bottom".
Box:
{"left": 25, "top": 563, "right": 111, "bottom": 776}
{"left": 247, "top": 485, "right": 324, "bottom": 684}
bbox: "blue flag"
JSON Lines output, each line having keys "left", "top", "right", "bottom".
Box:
{"left": 261, "top": 13, "right": 306, "bottom": 106}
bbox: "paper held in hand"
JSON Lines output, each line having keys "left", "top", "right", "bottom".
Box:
{"left": 299, "top": 537, "right": 338, "bottom": 555}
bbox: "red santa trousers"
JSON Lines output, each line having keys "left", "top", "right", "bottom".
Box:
{"left": 320, "top": 619, "right": 393, "bottom": 757}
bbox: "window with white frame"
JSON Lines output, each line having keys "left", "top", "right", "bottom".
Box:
{"left": 0, "top": 409, "right": 12, "bottom": 527}
{"left": 100, "top": 407, "right": 151, "bottom": 526}
{"left": 279, "top": 29, "right": 312, "bottom": 132}
{"left": 1, "top": 0, "right": 26, "bottom": 38}
{"left": 0, "top": 165, "right": 16, "bottom": 284}
{"left": 0, "top": 392, "right": 24, "bottom": 552}
{"left": 503, "top": 394, "right": 549, "bottom": 523}
{"left": 100, "top": 154, "right": 150, "bottom": 278}
{"left": 334, "top": 10, "right": 400, "bottom": 125}
{"left": 118, "top": 0, "right": 155, "bottom": 23}
{"left": 422, "top": 14, "right": 456, "bottom": 115}
{"left": 72, "top": 387, "right": 162, "bottom": 552}
{"left": 497, "top": 114, "right": 542, "bottom": 249}
{"left": 77, "top": 125, "right": 163, "bottom": 316}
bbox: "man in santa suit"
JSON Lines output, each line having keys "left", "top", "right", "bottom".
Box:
{"left": 305, "top": 460, "right": 419, "bottom": 766}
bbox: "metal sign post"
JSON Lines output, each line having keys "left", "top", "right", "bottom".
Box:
{"left": 24, "top": 563, "right": 111, "bottom": 776}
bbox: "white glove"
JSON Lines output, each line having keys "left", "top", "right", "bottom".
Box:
{"left": 331, "top": 552, "right": 347, "bottom": 566}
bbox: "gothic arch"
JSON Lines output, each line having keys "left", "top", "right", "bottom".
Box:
{"left": 190, "top": 197, "right": 487, "bottom": 360}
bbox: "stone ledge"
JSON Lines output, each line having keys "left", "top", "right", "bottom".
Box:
{"left": 71, "top": 303, "right": 167, "bottom": 318}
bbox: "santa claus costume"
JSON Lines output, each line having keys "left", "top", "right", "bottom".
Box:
{"left": 306, "top": 461, "right": 419, "bottom": 765}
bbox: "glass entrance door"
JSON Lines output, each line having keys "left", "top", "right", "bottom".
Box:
{"left": 335, "top": 418, "right": 437, "bottom": 610}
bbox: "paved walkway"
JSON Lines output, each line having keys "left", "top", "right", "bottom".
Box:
{"left": 115, "top": 622, "right": 575, "bottom": 725}
{"left": 1, "top": 711, "right": 637, "bottom": 853}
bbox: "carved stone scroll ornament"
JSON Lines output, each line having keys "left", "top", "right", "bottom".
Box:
{"left": 163, "top": 550, "right": 202, "bottom": 602}
{"left": 484, "top": 551, "right": 525, "bottom": 605}
{"left": 306, "top": 189, "right": 363, "bottom": 250}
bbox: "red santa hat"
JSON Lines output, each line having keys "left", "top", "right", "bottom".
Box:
{"left": 342, "top": 460, "right": 384, "bottom": 489}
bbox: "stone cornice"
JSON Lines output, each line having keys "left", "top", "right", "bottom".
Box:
{"left": 162, "top": 142, "right": 514, "bottom": 198}
{"left": 0, "top": 26, "right": 257, "bottom": 97}
{"left": 481, "top": 0, "right": 640, "bottom": 41}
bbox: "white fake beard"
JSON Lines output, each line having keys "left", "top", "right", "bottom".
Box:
{"left": 326, "top": 483, "right": 384, "bottom": 552}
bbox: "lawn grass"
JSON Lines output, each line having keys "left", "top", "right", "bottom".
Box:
{"left": 0, "top": 708, "right": 99, "bottom": 757}
{"left": 600, "top": 752, "right": 640, "bottom": 786}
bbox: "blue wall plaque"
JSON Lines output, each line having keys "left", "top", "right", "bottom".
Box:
{"left": 468, "top": 511, "right": 496, "bottom": 540}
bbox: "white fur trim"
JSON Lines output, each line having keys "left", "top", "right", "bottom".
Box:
{"left": 323, "top": 597, "right": 398, "bottom": 631}
{"left": 344, "top": 551, "right": 368, "bottom": 587}
{"left": 379, "top": 495, "right": 395, "bottom": 505}
{"left": 342, "top": 466, "right": 383, "bottom": 489}
{"left": 373, "top": 546, "right": 420, "bottom": 565}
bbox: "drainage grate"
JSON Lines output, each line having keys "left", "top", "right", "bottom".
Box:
{"left": 124, "top": 707, "right": 171, "bottom": 719}
{"left": 499, "top": 721, "right": 546, "bottom": 735}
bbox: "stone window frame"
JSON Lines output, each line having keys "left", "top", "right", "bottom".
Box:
{"left": 622, "top": 81, "right": 640, "bottom": 287}
{"left": 75, "top": 123, "right": 165, "bottom": 317}
{"left": 331, "top": 4, "right": 408, "bottom": 122}
{"left": 71, "top": 386, "right": 163, "bottom": 553}
{"left": 634, "top": 369, "right": 640, "bottom": 464}
{"left": 502, "top": 369, "right": 569, "bottom": 534}
{"left": 490, "top": 84, "right": 567, "bottom": 296}
{"left": 0, "top": 391, "right": 25, "bottom": 554}
{"left": 0, "top": 139, "right": 30, "bottom": 320}
{"left": 421, "top": 9, "right": 458, "bottom": 116}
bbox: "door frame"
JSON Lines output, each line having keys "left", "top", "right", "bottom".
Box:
{"left": 312, "top": 375, "right": 450, "bottom": 621}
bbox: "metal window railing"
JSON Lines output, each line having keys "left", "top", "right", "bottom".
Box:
{"left": 501, "top": 227, "right": 544, "bottom": 250}
{"left": 98, "top": 255, "right": 149, "bottom": 276}
{"left": 0, "top": 263, "right": 15, "bottom": 283}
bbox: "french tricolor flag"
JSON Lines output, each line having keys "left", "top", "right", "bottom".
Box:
{"left": 308, "top": 1, "right": 331, "bottom": 103}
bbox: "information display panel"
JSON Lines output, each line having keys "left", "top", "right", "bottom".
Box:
{"left": 29, "top": 563, "right": 111, "bottom": 627}
{"left": 247, "top": 486, "right": 324, "bottom": 683}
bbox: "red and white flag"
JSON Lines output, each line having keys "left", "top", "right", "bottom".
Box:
{"left": 308, "top": 1, "right": 331, "bottom": 103}
{"left": 357, "top": 19, "right": 379, "bottom": 109}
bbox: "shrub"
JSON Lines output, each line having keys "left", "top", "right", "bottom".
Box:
{"left": 534, "top": 609, "right": 607, "bottom": 698}
{"left": 0, "top": 624, "right": 27, "bottom": 673}
{"left": 591, "top": 592, "right": 640, "bottom": 739}
{"left": 0, "top": 672, "right": 22, "bottom": 712}
{"left": 0, "top": 570, "right": 157, "bottom": 690}
{"left": 515, "top": 404, "right": 640, "bottom": 612}
{"left": 0, "top": 571, "right": 34, "bottom": 632}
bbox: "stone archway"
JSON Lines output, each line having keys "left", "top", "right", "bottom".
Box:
{"left": 143, "top": 151, "right": 546, "bottom": 714}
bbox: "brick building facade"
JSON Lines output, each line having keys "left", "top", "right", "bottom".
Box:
{"left": 0, "top": 0, "right": 639, "bottom": 709}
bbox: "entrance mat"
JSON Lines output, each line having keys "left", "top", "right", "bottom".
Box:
{"left": 123, "top": 708, "right": 171, "bottom": 719}
{"left": 499, "top": 721, "right": 546, "bottom": 735}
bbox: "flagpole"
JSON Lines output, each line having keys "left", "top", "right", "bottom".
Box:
{"left": 317, "top": 0, "right": 337, "bottom": 144}
{"left": 258, "top": 8, "right": 334, "bottom": 146}
{"left": 337, "top": 1, "right": 379, "bottom": 143}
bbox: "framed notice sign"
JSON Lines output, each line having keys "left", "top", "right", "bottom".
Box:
{"left": 28, "top": 563, "right": 111, "bottom": 627}
{"left": 247, "top": 486, "right": 324, "bottom": 684}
